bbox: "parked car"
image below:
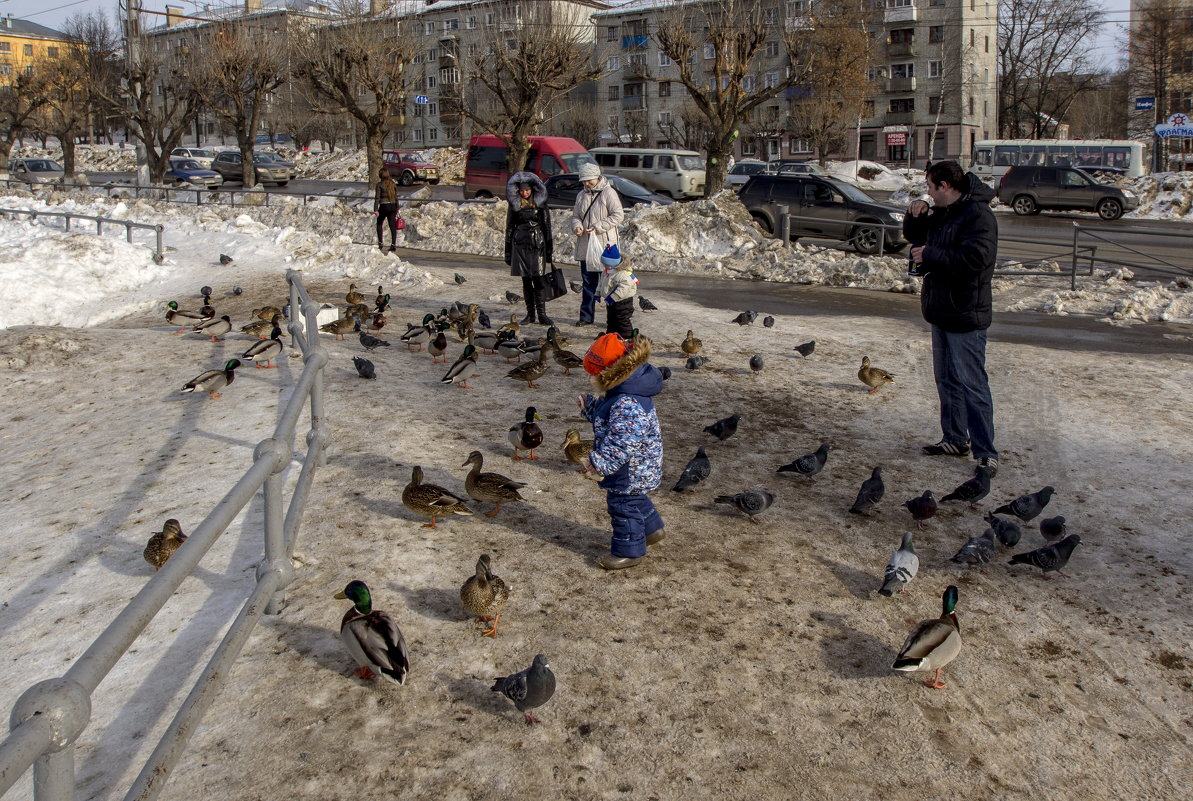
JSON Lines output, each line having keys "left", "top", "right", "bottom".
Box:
{"left": 255, "top": 133, "right": 294, "bottom": 146}
{"left": 726, "top": 159, "right": 768, "bottom": 190}
{"left": 382, "top": 150, "right": 441, "bottom": 186}
{"left": 996, "top": 165, "right": 1138, "bottom": 220}
{"left": 764, "top": 159, "right": 827, "bottom": 176}
{"left": 544, "top": 173, "right": 674, "bottom": 210}
{"left": 211, "top": 150, "right": 296, "bottom": 186}
{"left": 8, "top": 158, "right": 65, "bottom": 185}
{"left": 169, "top": 147, "right": 218, "bottom": 169}
{"left": 737, "top": 173, "right": 906, "bottom": 254}
{"left": 465, "top": 134, "right": 594, "bottom": 198}
{"left": 590, "top": 146, "right": 706, "bottom": 198}
{"left": 165, "top": 158, "right": 223, "bottom": 188}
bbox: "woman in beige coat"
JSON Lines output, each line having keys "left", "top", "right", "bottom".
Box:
{"left": 571, "top": 162, "right": 625, "bottom": 326}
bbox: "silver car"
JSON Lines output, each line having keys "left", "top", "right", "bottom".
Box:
{"left": 9, "top": 158, "right": 65, "bottom": 184}
{"left": 726, "top": 159, "right": 767, "bottom": 190}
{"left": 169, "top": 147, "right": 218, "bottom": 170}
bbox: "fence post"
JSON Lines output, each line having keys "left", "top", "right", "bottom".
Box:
{"left": 96, "top": 218, "right": 103, "bottom": 236}
{"left": 256, "top": 438, "right": 292, "bottom": 615}
{"left": 64, "top": 213, "right": 71, "bottom": 232}
{"left": 9, "top": 677, "right": 91, "bottom": 801}
{"left": 776, "top": 204, "right": 790, "bottom": 246}
{"left": 1071, "top": 222, "right": 1080, "bottom": 291}
{"left": 155, "top": 225, "right": 164, "bottom": 263}
{"left": 126, "top": 223, "right": 133, "bottom": 244}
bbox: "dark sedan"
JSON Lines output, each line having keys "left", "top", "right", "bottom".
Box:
{"left": 165, "top": 158, "right": 223, "bottom": 188}
{"left": 544, "top": 173, "right": 674, "bottom": 210}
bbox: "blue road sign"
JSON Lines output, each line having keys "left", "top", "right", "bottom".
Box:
{"left": 1135, "top": 97, "right": 1155, "bottom": 111}
{"left": 415, "top": 95, "right": 429, "bottom": 104}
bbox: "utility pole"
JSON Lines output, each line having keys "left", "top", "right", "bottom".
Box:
{"left": 125, "top": 0, "right": 149, "bottom": 184}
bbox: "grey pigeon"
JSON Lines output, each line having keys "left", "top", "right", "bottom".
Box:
{"left": 1039, "top": 516, "right": 1067, "bottom": 543}
{"left": 749, "top": 354, "right": 764, "bottom": 374}
{"left": 762, "top": 315, "right": 775, "bottom": 328}
{"left": 940, "top": 467, "right": 992, "bottom": 507}
{"left": 658, "top": 365, "right": 672, "bottom": 380}
{"left": 685, "top": 355, "right": 709, "bottom": 370}
{"left": 730, "top": 310, "right": 757, "bottom": 326}
{"left": 232, "top": 285, "right": 243, "bottom": 296}
{"left": 352, "top": 356, "right": 375, "bottom": 379}
{"left": 993, "top": 486, "right": 1056, "bottom": 524}
{"left": 219, "top": 253, "right": 233, "bottom": 265}
{"left": 777, "top": 443, "right": 830, "bottom": 478}
{"left": 491, "top": 653, "right": 556, "bottom": 725}
{"left": 505, "top": 290, "right": 522, "bottom": 305}
{"left": 358, "top": 328, "right": 391, "bottom": 351}
{"left": 902, "top": 490, "right": 937, "bottom": 529}
{"left": 849, "top": 466, "right": 885, "bottom": 516}
{"left": 878, "top": 532, "right": 919, "bottom": 596}
{"left": 1009, "top": 534, "right": 1081, "bottom": 578}
{"left": 569, "top": 280, "right": 583, "bottom": 294}
{"left": 454, "top": 272, "right": 467, "bottom": 285}
{"left": 714, "top": 490, "right": 774, "bottom": 523}
{"left": 200, "top": 285, "right": 213, "bottom": 300}
{"left": 792, "top": 341, "right": 815, "bottom": 358}
{"left": 984, "top": 512, "right": 1022, "bottom": 548}
{"left": 638, "top": 296, "right": 658, "bottom": 311}
{"left": 703, "top": 413, "right": 741, "bottom": 441}
{"left": 951, "top": 528, "right": 998, "bottom": 569}
{"left": 477, "top": 309, "right": 492, "bottom": 330}
{"left": 672, "top": 446, "right": 711, "bottom": 492}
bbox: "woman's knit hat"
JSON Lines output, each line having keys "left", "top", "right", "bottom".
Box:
{"left": 577, "top": 162, "right": 601, "bottom": 182}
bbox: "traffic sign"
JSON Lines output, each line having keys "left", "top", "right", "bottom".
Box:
{"left": 1135, "top": 97, "right": 1155, "bottom": 111}
{"left": 415, "top": 95, "right": 429, "bottom": 104}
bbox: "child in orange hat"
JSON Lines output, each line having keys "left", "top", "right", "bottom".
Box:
{"left": 578, "top": 333, "right": 666, "bottom": 570}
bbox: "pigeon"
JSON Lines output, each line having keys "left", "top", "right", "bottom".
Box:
{"left": 730, "top": 310, "right": 757, "bottom": 326}
{"left": 777, "top": 443, "right": 831, "bottom": 478}
{"left": 232, "top": 285, "right": 243, "bottom": 296}
{"left": 792, "top": 341, "right": 816, "bottom": 358}
{"left": 749, "top": 354, "right": 764, "bottom": 374}
{"left": 993, "top": 486, "right": 1056, "bottom": 524}
{"left": 658, "top": 365, "right": 672, "bottom": 380}
{"left": 685, "top": 355, "right": 709, "bottom": 370}
{"left": 984, "top": 512, "right": 1022, "bottom": 548}
{"left": 940, "top": 467, "right": 992, "bottom": 507}
{"left": 352, "top": 356, "right": 376, "bottom": 379}
{"left": 505, "top": 290, "right": 522, "bottom": 305}
{"left": 492, "top": 653, "right": 556, "bottom": 725}
{"left": 569, "top": 280, "right": 583, "bottom": 294}
{"left": 200, "top": 285, "right": 213, "bottom": 300}
{"left": 454, "top": 272, "right": 467, "bottom": 285}
{"left": 638, "top": 296, "right": 658, "bottom": 311}
{"left": 849, "top": 466, "right": 885, "bottom": 516}
{"left": 358, "top": 328, "right": 391, "bottom": 352}
{"left": 1009, "top": 534, "right": 1081, "bottom": 578}
{"left": 714, "top": 490, "right": 774, "bottom": 523}
{"left": 219, "top": 253, "right": 233, "bottom": 265}
{"left": 903, "top": 491, "right": 937, "bottom": 529}
{"left": 477, "top": 309, "right": 492, "bottom": 330}
{"left": 762, "top": 315, "right": 775, "bottom": 328}
{"left": 951, "top": 528, "right": 998, "bottom": 569}
{"left": 703, "top": 413, "right": 741, "bottom": 441}
{"left": 672, "top": 446, "right": 711, "bottom": 492}
{"left": 1039, "top": 515, "right": 1067, "bottom": 543}
{"left": 878, "top": 532, "right": 919, "bottom": 596}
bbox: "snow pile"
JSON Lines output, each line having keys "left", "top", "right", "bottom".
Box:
{"left": 1124, "top": 172, "right": 1193, "bottom": 219}
{"left": 827, "top": 160, "right": 913, "bottom": 191}
{"left": 291, "top": 146, "right": 467, "bottom": 184}
{"left": 13, "top": 144, "right": 139, "bottom": 173}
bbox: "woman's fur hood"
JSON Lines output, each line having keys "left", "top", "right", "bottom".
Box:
{"left": 592, "top": 337, "right": 653, "bottom": 394}
{"left": 506, "top": 171, "right": 548, "bottom": 207}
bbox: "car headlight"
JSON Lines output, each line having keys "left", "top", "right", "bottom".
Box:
{"left": 889, "top": 212, "right": 905, "bottom": 222}
{"left": 1120, "top": 190, "right": 1135, "bottom": 198}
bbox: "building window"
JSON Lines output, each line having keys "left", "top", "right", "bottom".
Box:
{"left": 440, "top": 68, "right": 458, "bottom": 84}
{"left": 0, "top": 64, "right": 11, "bottom": 76}
{"left": 609, "top": 85, "right": 620, "bottom": 100}
{"left": 485, "top": 12, "right": 495, "bottom": 25}
{"left": 658, "top": 80, "right": 671, "bottom": 97}
{"left": 985, "top": 35, "right": 989, "bottom": 53}
{"left": 0, "top": 42, "right": 10, "bottom": 53}
{"left": 929, "top": 96, "right": 941, "bottom": 114}
{"left": 890, "top": 28, "right": 913, "bottom": 44}
{"left": 413, "top": 130, "right": 423, "bottom": 142}
{"left": 427, "top": 76, "right": 437, "bottom": 89}
{"left": 1178, "top": 92, "right": 1193, "bottom": 113}
{"left": 424, "top": 21, "right": 435, "bottom": 35}
{"left": 429, "top": 103, "right": 437, "bottom": 115}
{"left": 790, "top": 138, "right": 812, "bottom": 152}
{"left": 607, "top": 26, "right": 617, "bottom": 42}
{"left": 428, "top": 48, "right": 437, "bottom": 60}
{"left": 445, "top": 19, "right": 459, "bottom": 31}
{"left": 890, "top": 63, "right": 914, "bottom": 78}
{"left": 764, "top": 7, "right": 778, "bottom": 24}
{"left": 743, "top": 74, "right": 755, "bottom": 91}
{"left": 765, "top": 105, "right": 779, "bottom": 121}
{"left": 890, "top": 98, "right": 915, "bottom": 113}
{"left": 703, "top": 43, "right": 715, "bottom": 59}
{"left": 1181, "top": 51, "right": 1193, "bottom": 72}
{"left": 742, "top": 139, "right": 756, "bottom": 156}
{"left": 764, "top": 72, "right": 777, "bottom": 88}
{"left": 46, "top": 46, "right": 59, "bottom": 58}
{"left": 607, "top": 55, "right": 619, "bottom": 70}
{"left": 970, "top": 29, "right": 975, "bottom": 47}
{"left": 929, "top": 60, "right": 942, "bottom": 78}
{"left": 969, "top": 96, "right": 975, "bottom": 114}
{"left": 659, "top": 51, "right": 672, "bottom": 67}
{"left": 929, "top": 26, "right": 943, "bottom": 43}
{"left": 888, "top": 0, "right": 911, "bottom": 6}
{"left": 430, "top": 128, "right": 438, "bottom": 141}
{"left": 414, "top": 105, "right": 424, "bottom": 117}
{"left": 24, "top": 64, "right": 33, "bottom": 76}
{"left": 23, "top": 44, "right": 33, "bottom": 56}
{"left": 658, "top": 110, "right": 672, "bottom": 125}
{"left": 766, "top": 40, "right": 780, "bottom": 57}
{"left": 466, "top": 16, "right": 477, "bottom": 29}
{"left": 929, "top": 0, "right": 946, "bottom": 5}
{"left": 468, "top": 43, "right": 478, "bottom": 57}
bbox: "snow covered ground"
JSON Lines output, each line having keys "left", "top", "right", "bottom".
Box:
{"left": 0, "top": 190, "right": 1191, "bottom": 800}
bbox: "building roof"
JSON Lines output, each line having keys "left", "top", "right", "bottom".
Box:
{"left": 0, "top": 16, "right": 69, "bottom": 41}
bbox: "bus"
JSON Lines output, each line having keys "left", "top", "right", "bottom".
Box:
{"left": 971, "top": 139, "right": 1149, "bottom": 179}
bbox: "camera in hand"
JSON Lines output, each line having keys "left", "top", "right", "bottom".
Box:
{"left": 907, "top": 251, "right": 928, "bottom": 277}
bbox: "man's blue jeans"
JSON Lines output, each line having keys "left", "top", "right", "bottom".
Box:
{"left": 578, "top": 260, "right": 600, "bottom": 323}
{"left": 931, "top": 325, "right": 997, "bottom": 459}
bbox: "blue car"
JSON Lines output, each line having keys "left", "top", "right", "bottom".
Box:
{"left": 166, "top": 158, "right": 223, "bottom": 188}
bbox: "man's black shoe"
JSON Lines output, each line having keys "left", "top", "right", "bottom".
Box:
{"left": 923, "top": 441, "right": 970, "bottom": 457}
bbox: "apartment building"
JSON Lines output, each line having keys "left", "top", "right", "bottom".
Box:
{"left": 0, "top": 14, "right": 71, "bottom": 87}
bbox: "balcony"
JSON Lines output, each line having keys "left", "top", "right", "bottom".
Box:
{"left": 886, "top": 111, "right": 915, "bottom": 125}
{"left": 785, "top": 15, "right": 813, "bottom": 30}
{"left": 888, "top": 42, "right": 916, "bottom": 58}
{"left": 621, "top": 34, "right": 648, "bottom": 49}
{"left": 886, "top": 76, "right": 916, "bottom": 92}
{"left": 884, "top": 6, "right": 918, "bottom": 23}
{"left": 624, "top": 61, "right": 651, "bottom": 79}
{"left": 622, "top": 96, "right": 644, "bottom": 110}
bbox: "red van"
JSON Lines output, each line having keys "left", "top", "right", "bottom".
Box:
{"left": 464, "top": 134, "right": 595, "bottom": 198}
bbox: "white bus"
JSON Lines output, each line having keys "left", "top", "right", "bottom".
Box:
{"left": 971, "top": 139, "right": 1149, "bottom": 179}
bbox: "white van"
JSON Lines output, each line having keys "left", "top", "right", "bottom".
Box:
{"left": 590, "top": 147, "right": 706, "bottom": 199}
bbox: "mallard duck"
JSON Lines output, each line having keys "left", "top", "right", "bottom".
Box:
{"left": 366, "top": 312, "right": 386, "bottom": 332}
{"left": 681, "top": 329, "right": 703, "bottom": 356}
{"left": 334, "top": 580, "right": 409, "bottom": 684}
{"left": 192, "top": 314, "right": 232, "bottom": 342}
{"left": 496, "top": 333, "right": 524, "bottom": 362}
{"left": 498, "top": 313, "right": 520, "bottom": 338}
{"left": 462, "top": 450, "right": 526, "bottom": 516}
{"left": 374, "top": 286, "right": 388, "bottom": 311}
{"left": 181, "top": 358, "right": 241, "bottom": 399}
{"left": 402, "top": 465, "right": 473, "bottom": 529}
{"left": 345, "top": 283, "right": 365, "bottom": 305}
{"left": 460, "top": 554, "right": 511, "bottom": 637}
{"left": 344, "top": 302, "right": 371, "bottom": 320}
{"left": 164, "top": 300, "right": 212, "bottom": 333}
{"left": 252, "top": 306, "right": 282, "bottom": 322}
{"left": 441, "top": 344, "right": 478, "bottom": 388}
{"left": 400, "top": 313, "right": 435, "bottom": 351}
{"left": 893, "top": 585, "right": 962, "bottom": 690}
{"left": 428, "top": 330, "right": 449, "bottom": 363}
{"left": 240, "top": 321, "right": 283, "bottom": 368}
{"left": 240, "top": 317, "right": 273, "bottom": 338}
{"left": 544, "top": 326, "right": 571, "bottom": 350}
{"left": 320, "top": 314, "right": 357, "bottom": 341}
{"left": 859, "top": 356, "right": 895, "bottom": 394}
{"left": 144, "top": 518, "right": 187, "bottom": 570}
{"left": 550, "top": 339, "right": 584, "bottom": 375}
{"left": 473, "top": 329, "right": 500, "bottom": 354}
{"left": 506, "top": 345, "right": 549, "bottom": 388}
{"left": 508, "top": 406, "right": 543, "bottom": 460}
{"left": 562, "top": 428, "right": 594, "bottom": 474}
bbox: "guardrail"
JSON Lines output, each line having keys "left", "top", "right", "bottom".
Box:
{"left": 0, "top": 270, "right": 330, "bottom": 801}
{"left": 0, "top": 207, "right": 166, "bottom": 264}
{"left": 1072, "top": 221, "right": 1193, "bottom": 280}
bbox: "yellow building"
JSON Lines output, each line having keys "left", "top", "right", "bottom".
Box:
{"left": 0, "top": 14, "right": 70, "bottom": 86}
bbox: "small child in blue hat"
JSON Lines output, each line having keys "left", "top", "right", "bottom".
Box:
{"left": 596, "top": 243, "right": 637, "bottom": 339}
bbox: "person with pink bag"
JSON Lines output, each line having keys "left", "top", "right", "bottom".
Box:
{"left": 570, "top": 162, "right": 624, "bottom": 327}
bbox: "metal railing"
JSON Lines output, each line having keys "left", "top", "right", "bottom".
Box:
{"left": 0, "top": 207, "right": 166, "bottom": 264}
{"left": 0, "top": 270, "right": 330, "bottom": 801}
{"left": 1072, "top": 221, "right": 1193, "bottom": 280}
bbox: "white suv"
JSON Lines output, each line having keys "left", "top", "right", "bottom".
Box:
{"left": 170, "top": 147, "right": 217, "bottom": 169}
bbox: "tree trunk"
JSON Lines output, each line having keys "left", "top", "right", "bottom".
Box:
{"left": 239, "top": 133, "right": 257, "bottom": 189}
{"left": 62, "top": 139, "right": 77, "bottom": 177}
{"left": 703, "top": 128, "right": 736, "bottom": 197}
{"left": 365, "top": 125, "right": 384, "bottom": 191}
{"left": 0, "top": 139, "right": 14, "bottom": 171}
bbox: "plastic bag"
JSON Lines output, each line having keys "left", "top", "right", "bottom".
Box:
{"left": 584, "top": 233, "right": 603, "bottom": 271}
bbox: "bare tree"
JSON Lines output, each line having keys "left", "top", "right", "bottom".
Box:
{"left": 294, "top": 2, "right": 414, "bottom": 189}
{"left": 998, "top": 0, "right": 1104, "bottom": 138}
{"left": 545, "top": 100, "right": 603, "bottom": 149}
{"left": 35, "top": 52, "right": 89, "bottom": 177}
{"left": 62, "top": 12, "right": 123, "bottom": 147}
{"left": 0, "top": 69, "right": 50, "bottom": 170}
{"left": 455, "top": 3, "right": 601, "bottom": 178}
{"left": 1066, "top": 69, "right": 1128, "bottom": 139}
{"left": 658, "top": 101, "right": 708, "bottom": 151}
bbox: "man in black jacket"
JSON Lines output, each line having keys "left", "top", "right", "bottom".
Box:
{"left": 904, "top": 160, "right": 999, "bottom": 476}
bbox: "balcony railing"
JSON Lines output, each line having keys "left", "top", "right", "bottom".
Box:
{"left": 885, "top": 111, "right": 915, "bottom": 125}
{"left": 888, "top": 41, "right": 916, "bottom": 58}
{"left": 624, "top": 61, "right": 651, "bottom": 78}
{"left": 621, "top": 34, "right": 648, "bottom": 49}
{"left": 785, "top": 15, "right": 813, "bottom": 30}
{"left": 884, "top": 6, "right": 918, "bottom": 23}
{"left": 622, "top": 96, "right": 644, "bottom": 110}
{"left": 887, "top": 76, "right": 916, "bottom": 92}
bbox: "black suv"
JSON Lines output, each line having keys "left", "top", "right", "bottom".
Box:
{"left": 738, "top": 174, "right": 906, "bottom": 254}
{"left": 996, "top": 166, "right": 1138, "bottom": 220}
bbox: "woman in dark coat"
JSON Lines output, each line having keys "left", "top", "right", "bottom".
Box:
{"left": 504, "top": 170, "right": 554, "bottom": 326}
